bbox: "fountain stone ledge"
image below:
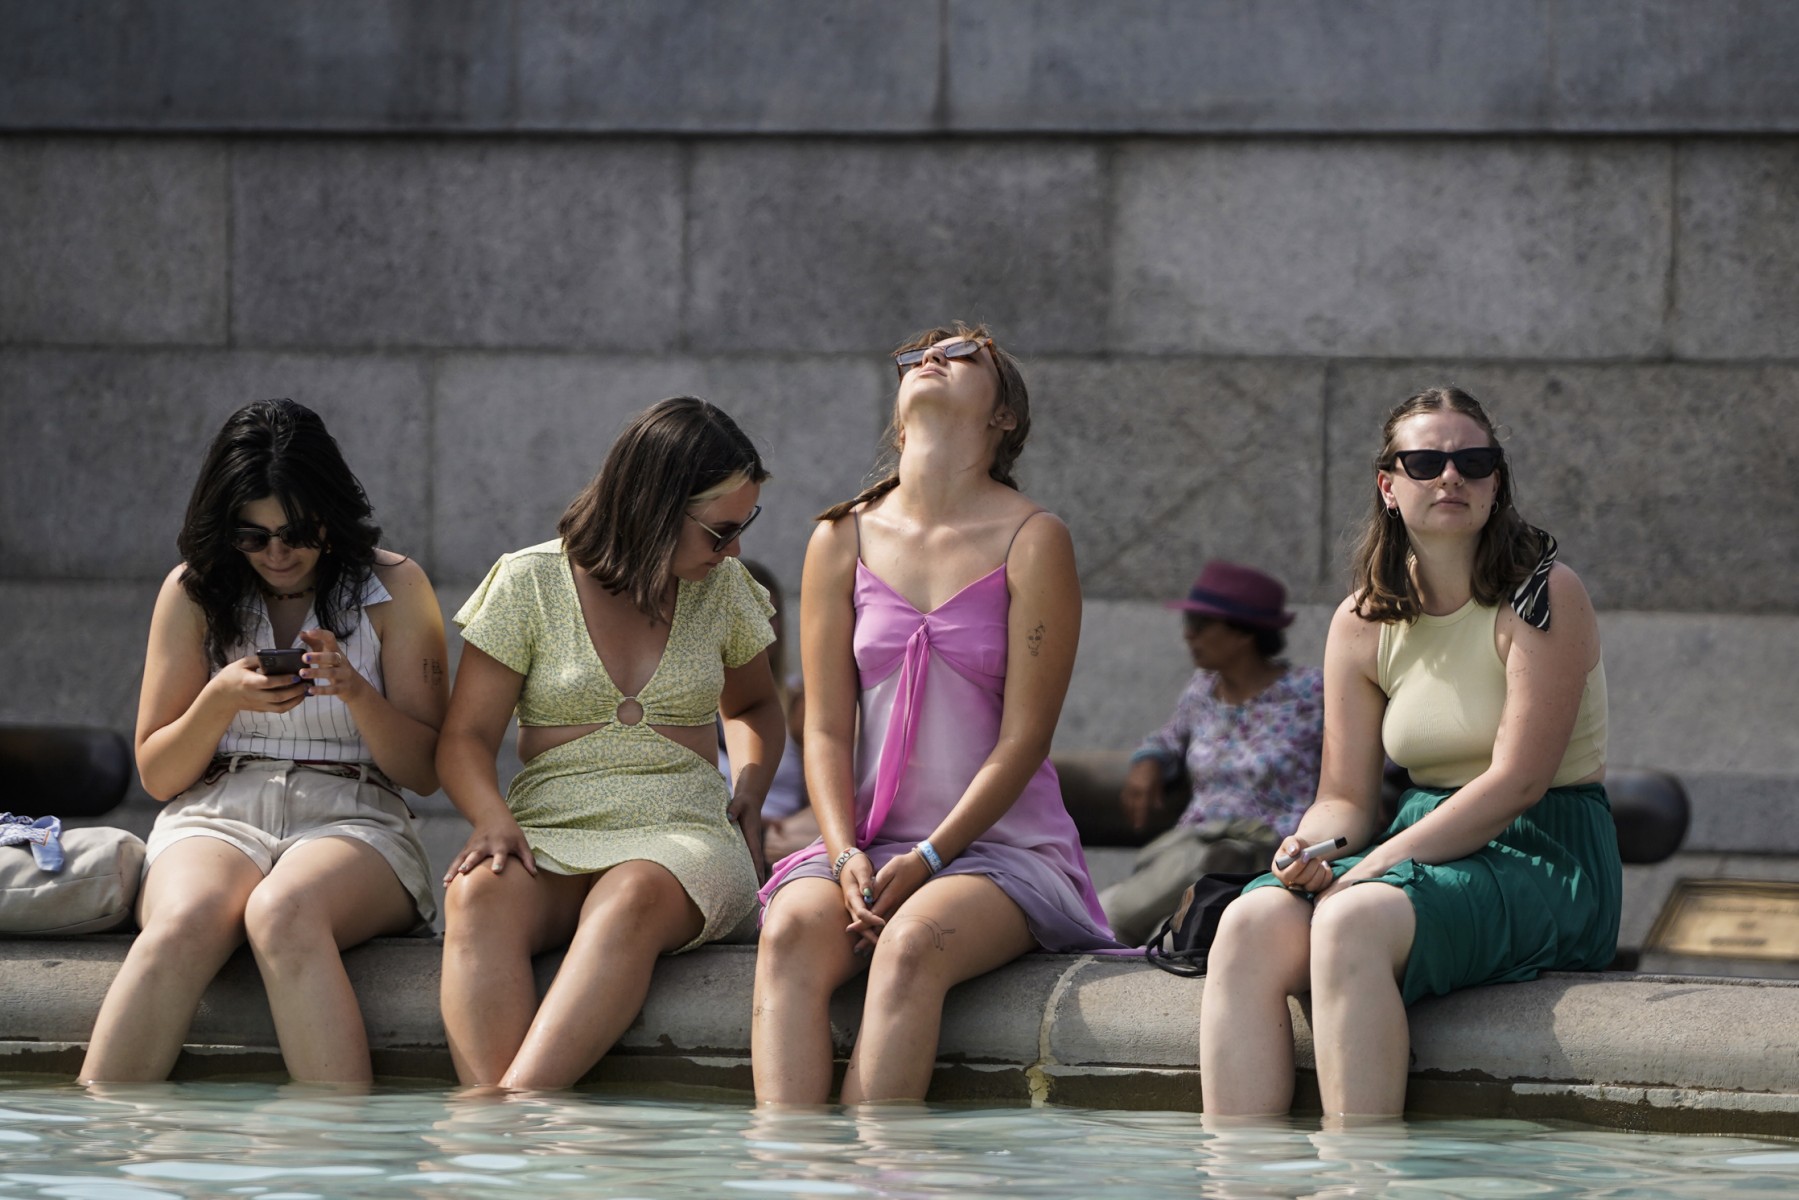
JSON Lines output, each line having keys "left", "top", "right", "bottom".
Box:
{"left": 3, "top": 939, "right": 1795, "bottom": 1134}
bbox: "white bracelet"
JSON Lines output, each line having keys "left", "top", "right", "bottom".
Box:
{"left": 829, "top": 846, "right": 865, "bottom": 880}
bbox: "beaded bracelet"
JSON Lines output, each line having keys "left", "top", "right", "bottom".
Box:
{"left": 915, "top": 839, "right": 944, "bottom": 875}
{"left": 829, "top": 846, "right": 865, "bottom": 880}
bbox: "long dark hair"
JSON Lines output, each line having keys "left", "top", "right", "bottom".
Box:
{"left": 818, "top": 322, "right": 1030, "bottom": 523}
{"left": 558, "top": 398, "right": 769, "bottom": 619}
{"left": 1350, "top": 386, "right": 1544, "bottom": 623}
{"left": 178, "top": 399, "right": 381, "bottom": 668}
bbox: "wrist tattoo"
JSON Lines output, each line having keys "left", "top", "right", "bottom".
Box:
{"left": 1027, "top": 622, "right": 1045, "bottom": 657}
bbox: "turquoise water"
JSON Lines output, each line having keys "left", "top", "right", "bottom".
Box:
{"left": 3, "top": 1079, "right": 1798, "bottom": 1198}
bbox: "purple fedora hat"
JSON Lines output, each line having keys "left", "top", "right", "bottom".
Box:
{"left": 1164, "top": 561, "right": 1294, "bottom": 630}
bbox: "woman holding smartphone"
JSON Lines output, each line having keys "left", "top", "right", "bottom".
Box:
{"left": 81, "top": 399, "right": 448, "bottom": 1084}
{"left": 1200, "top": 386, "right": 1618, "bottom": 1118}
{"left": 751, "top": 324, "right": 1116, "bottom": 1106}
{"left": 438, "top": 397, "right": 784, "bottom": 1091}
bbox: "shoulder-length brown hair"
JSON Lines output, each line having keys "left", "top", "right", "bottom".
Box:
{"left": 818, "top": 321, "right": 1030, "bottom": 523}
{"left": 1350, "top": 387, "right": 1544, "bottom": 623}
{"left": 559, "top": 397, "right": 769, "bottom": 618}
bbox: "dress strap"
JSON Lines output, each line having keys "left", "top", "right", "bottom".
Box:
{"left": 852, "top": 509, "right": 863, "bottom": 559}
{"left": 1004, "top": 510, "right": 1048, "bottom": 560}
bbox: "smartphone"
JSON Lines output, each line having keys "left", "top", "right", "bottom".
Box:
{"left": 256, "top": 648, "right": 307, "bottom": 677}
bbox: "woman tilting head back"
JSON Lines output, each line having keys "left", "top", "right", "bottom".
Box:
{"left": 438, "top": 395, "right": 785, "bottom": 1091}
{"left": 1201, "top": 384, "right": 1616, "bottom": 1119}
{"left": 82, "top": 397, "right": 449, "bottom": 1086}
{"left": 752, "top": 322, "right": 1118, "bottom": 1107}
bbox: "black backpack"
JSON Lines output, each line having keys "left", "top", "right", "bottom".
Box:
{"left": 1143, "top": 871, "right": 1263, "bottom": 977}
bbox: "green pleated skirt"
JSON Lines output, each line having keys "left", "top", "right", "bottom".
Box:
{"left": 1242, "top": 783, "right": 1622, "bottom": 1005}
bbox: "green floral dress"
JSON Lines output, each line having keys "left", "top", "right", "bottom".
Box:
{"left": 455, "top": 541, "right": 774, "bottom": 948}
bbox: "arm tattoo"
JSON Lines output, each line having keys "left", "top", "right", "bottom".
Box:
{"left": 1027, "top": 622, "right": 1046, "bottom": 657}
{"left": 424, "top": 658, "right": 445, "bottom": 686}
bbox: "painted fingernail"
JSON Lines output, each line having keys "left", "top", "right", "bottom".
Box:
{"left": 862, "top": 888, "right": 874, "bottom": 903}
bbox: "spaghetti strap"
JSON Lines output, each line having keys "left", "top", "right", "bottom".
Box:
{"left": 1004, "top": 510, "right": 1048, "bottom": 561}
{"left": 852, "top": 509, "right": 863, "bottom": 558}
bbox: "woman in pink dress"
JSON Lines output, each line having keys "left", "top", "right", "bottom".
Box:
{"left": 751, "top": 323, "right": 1117, "bottom": 1105}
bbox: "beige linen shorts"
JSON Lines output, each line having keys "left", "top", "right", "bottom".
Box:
{"left": 146, "top": 756, "right": 436, "bottom": 928}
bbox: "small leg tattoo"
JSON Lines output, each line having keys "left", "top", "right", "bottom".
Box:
{"left": 887, "top": 916, "right": 956, "bottom": 950}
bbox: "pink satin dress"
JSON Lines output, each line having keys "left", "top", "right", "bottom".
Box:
{"left": 759, "top": 559, "right": 1119, "bottom": 951}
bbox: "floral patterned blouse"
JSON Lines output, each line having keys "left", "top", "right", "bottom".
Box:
{"left": 1134, "top": 665, "right": 1324, "bottom": 835}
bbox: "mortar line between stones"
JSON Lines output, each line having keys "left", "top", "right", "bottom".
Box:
{"left": 1662, "top": 140, "right": 1680, "bottom": 361}
{"left": 1026, "top": 957, "right": 1089, "bottom": 1107}
{"left": 423, "top": 356, "right": 439, "bottom": 573}
{"left": 1099, "top": 140, "right": 1122, "bottom": 355}
{"left": 1319, "top": 361, "right": 1336, "bottom": 589}
{"left": 933, "top": 0, "right": 950, "bottom": 130}
{"left": 676, "top": 142, "right": 694, "bottom": 354}
{"left": 222, "top": 139, "right": 235, "bottom": 349}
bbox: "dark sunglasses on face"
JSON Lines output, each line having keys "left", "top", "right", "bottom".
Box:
{"left": 892, "top": 337, "right": 994, "bottom": 379}
{"left": 688, "top": 504, "right": 761, "bottom": 552}
{"left": 230, "top": 522, "right": 322, "bottom": 553}
{"left": 1389, "top": 447, "right": 1503, "bottom": 481}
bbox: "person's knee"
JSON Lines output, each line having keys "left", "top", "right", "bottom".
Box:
{"left": 441, "top": 868, "right": 520, "bottom": 943}
{"left": 863, "top": 918, "right": 954, "bottom": 1000}
{"left": 758, "top": 890, "right": 841, "bottom": 962}
{"left": 1309, "top": 886, "right": 1410, "bottom": 982}
{"left": 567, "top": 865, "right": 694, "bottom": 955}
{"left": 1209, "top": 892, "right": 1308, "bottom": 978}
{"left": 242, "top": 881, "right": 329, "bottom": 955}
{"left": 139, "top": 886, "right": 248, "bottom": 953}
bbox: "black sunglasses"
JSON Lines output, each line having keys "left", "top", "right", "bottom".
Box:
{"left": 688, "top": 505, "right": 761, "bottom": 552}
{"left": 1389, "top": 448, "right": 1503, "bottom": 481}
{"left": 230, "top": 522, "right": 322, "bottom": 553}
{"left": 892, "top": 337, "right": 994, "bottom": 380}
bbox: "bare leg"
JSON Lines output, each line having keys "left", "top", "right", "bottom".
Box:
{"left": 1309, "top": 883, "right": 1415, "bottom": 1117}
{"left": 499, "top": 860, "right": 704, "bottom": 1090}
{"left": 440, "top": 865, "right": 588, "bottom": 1086}
{"left": 1198, "top": 887, "right": 1314, "bottom": 1116}
{"left": 242, "top": 836, "right": 420, "bottom": 1084}
{"left": 752, "top": 878, "right": 864, "bottom": 1104}
{"left": 841, "top": 874, "right": 1037, "bottom": 1105}
{"left": 79, "top": 838, "right": 262, "bottom": 1082}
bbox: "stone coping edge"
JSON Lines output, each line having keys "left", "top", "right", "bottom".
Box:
{"left": 4, "top": 938, "right": 1797, "bottom": 1134}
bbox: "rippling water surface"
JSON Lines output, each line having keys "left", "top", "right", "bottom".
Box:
{"left": 2, "top": 1077, "right": 1797, "bottom": 1198}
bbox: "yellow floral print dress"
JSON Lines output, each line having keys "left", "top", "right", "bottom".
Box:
{"left": 454, "top": 541, "right": 775, "bottom": 948}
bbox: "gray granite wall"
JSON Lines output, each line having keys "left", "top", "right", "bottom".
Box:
{"left": 2, "top": 2, "right": 1794, "bottom": 849}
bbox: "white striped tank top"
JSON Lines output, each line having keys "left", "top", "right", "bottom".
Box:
{"left": 216, "top": 572, "right": 391, "bottom": 763}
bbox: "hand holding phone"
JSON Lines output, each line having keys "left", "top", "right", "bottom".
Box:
{"left": 256, "top": 647, "right": 307, "bottom": 677}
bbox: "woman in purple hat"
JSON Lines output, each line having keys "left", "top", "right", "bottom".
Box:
{"left": 1200, "top": 387, "right": 1616, "bottom": 1118}
{"left": 750, "top": 323, "right": 1118, "bottom": 1105}
{"left": 1099, "top": 562, "right": 1323, "bottom": 947}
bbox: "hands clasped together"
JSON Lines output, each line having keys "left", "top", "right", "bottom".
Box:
{"left": 835, "top": 847, "right": 937, "bottom": 953}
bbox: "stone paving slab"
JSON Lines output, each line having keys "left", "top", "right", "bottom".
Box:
{"left": 0, "top": 140, "right": 226, "bottom": 346}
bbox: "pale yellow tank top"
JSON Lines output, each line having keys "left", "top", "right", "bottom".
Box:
{"left": 1378, "top": 600, "right": 1607, "bottom": 789}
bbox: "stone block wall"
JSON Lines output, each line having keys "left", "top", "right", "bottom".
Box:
{"left": 2, "top": 2, "right": 1794, "bottom": 851}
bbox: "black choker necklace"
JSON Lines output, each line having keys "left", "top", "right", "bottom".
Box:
{"left": 262, "top": 586, "right": 314, "bottom": 602}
